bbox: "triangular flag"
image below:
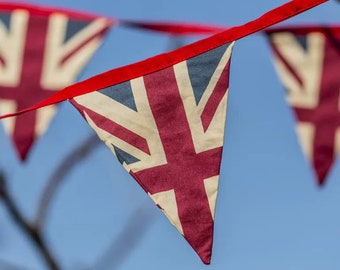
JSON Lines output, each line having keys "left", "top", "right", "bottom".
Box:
{"left": 266, "top": 26, "right": 340, "bottom": 186}
{"left": 0, "top": 2, "right": 114, "bottom": 160}
{"left": 70, "top": 42, "right": 234, "bottom": 264}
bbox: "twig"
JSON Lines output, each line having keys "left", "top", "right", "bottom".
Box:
{"left": 0, "top": 172, "right": 60, "bottom": 270}
{"left": 34, "top": 133, "right": 101, "bottom": 229}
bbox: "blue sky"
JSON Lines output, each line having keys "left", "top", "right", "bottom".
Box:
{"left": 0, "top": 0, "right": 340, "bottom": 269}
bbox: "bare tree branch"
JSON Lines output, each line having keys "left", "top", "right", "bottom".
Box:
{"left": 0, "top": 171, "right": 6, "bottom": 198}
{"left": 1, "top": 131, "right": 154, "bottom": 270}
{"left": 34, "top": 133, "right": 101, "bottom": 229}
{"left": 0, "top": 133, "right": 102, "bottom": 270}
{"left": 0, "top": 171, "right": 60, "bottom": 270}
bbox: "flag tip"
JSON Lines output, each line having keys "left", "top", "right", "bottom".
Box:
{"left": 202, "top": 257, "right": 211, "bottom": 265}
{"left": 196, "top": 248, "right": 212, "bottom": 265}
{"left": 317, "top": 179, "right": 327, "bottom": 187}
{"left": 315, "top": 171, "right": 328, "bottom": 187}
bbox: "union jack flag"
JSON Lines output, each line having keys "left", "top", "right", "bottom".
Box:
{"left": 0, "top": 3, "right": 113, "bottom": 160}
{"left": 266, "top": 26, "right": 340, "bottom": 186}
{"left": 70, "top": 42, "right": 234, "bottom": 264}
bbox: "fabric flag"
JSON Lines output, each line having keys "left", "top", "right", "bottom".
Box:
{"left": 0, "top": 2, "right": 114, "bottom": 160}
{"left": 71, "top": 42, "right": 234, "bottom": 264}
{"left": 0, "top": 0, "right": 328, "bottom": 263}
{"left": 266, "top": 26, "right": 340, "bottom": 186}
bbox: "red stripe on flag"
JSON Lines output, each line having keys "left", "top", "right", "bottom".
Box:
{"left": 268, "top": 42, "right": 304, "bottom": 88}
{"left": 133, "top": 65, "right": 223, "bottom": 264}
{"left": 70, "top": 100, "right": 151, "bottom": 155}
{"left": 201, "top": 59, "right": 231, "bottom": 132}
{"left": 60, "top": 27, "right": 111, "bottom": 65}
{"left": 294, "top": 35, "right": 340, "bottom": 185}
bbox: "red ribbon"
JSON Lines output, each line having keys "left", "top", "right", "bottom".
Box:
{"left": 119, "top": 20, "right": 226, "bottom": 35}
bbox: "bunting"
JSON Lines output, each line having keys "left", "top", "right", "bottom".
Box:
{"left": 0, "top": 0, "right": 329, "bottom": 264}
{"left": 0, "top": 2, "right": 114, "bottom": 160}
{"left": 266, "top": 26, "right": 340, "bottom": 186}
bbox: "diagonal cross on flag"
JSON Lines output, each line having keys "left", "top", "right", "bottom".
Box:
{"left": 71, "top": 43, "right": 234, "bottom": 263}
{"left": 0, "top": 12, "right": 57, "bottom": 160}
{"left": 0, "top": 3, "right": 113, "bottom": 160}
{"left": 132, "top": 60, "right": 230, "bottom": 263}
{"left": 266, "top": 26, "right": 340, "bottom": 185}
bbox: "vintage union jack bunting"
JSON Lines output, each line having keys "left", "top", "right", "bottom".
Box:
{"left": 70, "top": 42, "right": 235, "bottom": 264}
{"left": 0, "top": 0, "right": 328, "bottom": 264}
{"left": 0, "top": 3, "right": 114, "bottom": 160}
{"left": 266, "top": 26, "right": 340, "bottom": 186}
